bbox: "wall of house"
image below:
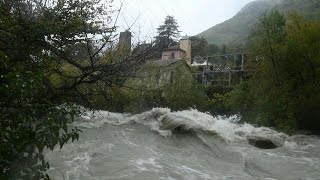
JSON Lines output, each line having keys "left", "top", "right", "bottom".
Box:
{"left": 126, "top": 60, "right": 192, "bottom": 92}
{"left": 162, "top": 50, "right": 185, "bottom": 60}
{"left": 179, "top": 38, "right": 192, "bottom": 65}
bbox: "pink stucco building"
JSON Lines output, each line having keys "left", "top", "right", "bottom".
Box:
{"left": 160, "top": 37, "right": 192, "bottom": 66}
{"left": 161, "top": 45, "right": 186, "bottom": 60}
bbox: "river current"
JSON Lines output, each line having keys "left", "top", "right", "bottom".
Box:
{"left": 45, "top": 108, "right": 320, "bottom": 180}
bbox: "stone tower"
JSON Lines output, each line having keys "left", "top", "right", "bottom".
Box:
{"left": 179, "top": 36, "right": 192, "bottom": 65}
{"left": 119, "top": 30, "right": 132, "bottom": 53}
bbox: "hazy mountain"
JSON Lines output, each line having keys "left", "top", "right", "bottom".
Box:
{"left": 197, "top": 0, "right": 320, "bottom": 47}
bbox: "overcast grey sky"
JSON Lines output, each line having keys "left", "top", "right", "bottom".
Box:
{"left": 115, "top": 0, "right": 255, "bottom": 43}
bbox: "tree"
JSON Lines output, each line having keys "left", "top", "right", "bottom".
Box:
{"left": 189, "top": 36, "right": 208, "bottom": 57}
{"left": 242, "top": 10, "right": 291, "bottom": 128}
{"left": 230, "top": 10, "right": 320, "bottom": 131}
{"left": 154, "top": 16, "right": 181, "bottom": 55}
{"left": 284, "top": 12, "right": 320, "bottom": 130}
{"left": 189, "top": 36, "right": 220, "bottom": 57}
{"left": 207, "top": 43, "right": 220, "bottom": 55}
{"left": 250, "top": 10, "right": 286, "bottom": 84}
{"left": 0, "top": 0, "right": 154, "bottom": 178}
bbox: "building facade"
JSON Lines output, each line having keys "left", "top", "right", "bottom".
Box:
{"left": 161, "top": 37, "right": 192, "bottom": 66}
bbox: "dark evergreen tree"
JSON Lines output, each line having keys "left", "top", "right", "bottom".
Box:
{"left": 154, "top": 16, "right": 181, "bottom": 56}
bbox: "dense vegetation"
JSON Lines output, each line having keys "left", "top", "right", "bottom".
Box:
{"left": 228, "top": 10, "right": 320, "bottom": 132}
{"left": 189, "top": 36, "right": 221, "bottom": 57}
{"left": 0, "top": 0, "right": 153, "bottom": 178}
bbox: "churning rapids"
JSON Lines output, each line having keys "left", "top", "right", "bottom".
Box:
{"left": 45, "top": 108, "right": 320, "bottom": 180}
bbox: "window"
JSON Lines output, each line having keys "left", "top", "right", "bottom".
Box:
{"left": 170, "top": 52, "right": 175, "bottom": 59}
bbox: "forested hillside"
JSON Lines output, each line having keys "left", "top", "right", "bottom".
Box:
{"left": 197, "top": 0, "right": 320, "bottom": 48}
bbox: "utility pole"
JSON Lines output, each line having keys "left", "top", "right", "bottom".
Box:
{"left": 228, "top": 71, "right": 231, "bottom": 86}
{"left": 241, "top": 53, "right": 245, "bottom": 71}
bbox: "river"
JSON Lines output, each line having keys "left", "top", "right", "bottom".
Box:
{"left": 45, "top": 108, "right": 320, "bottom": 180}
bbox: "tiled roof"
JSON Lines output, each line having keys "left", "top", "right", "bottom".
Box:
{"left": 180, "top": 36, "right": 189, "bottom": 40}
{"left": 163, "top": 45, "right": 185, "bottom": 52}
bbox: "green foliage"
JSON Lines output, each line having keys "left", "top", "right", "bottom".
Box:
{"left": 189, "top": 36, "right": 220, "bottom": 57}
{"left": 207, "top": 93, "right": 231, "bottom": 115}
{"left": 0, "top": 0, "right": 113, "bottom": 178}
{"left": 203, "top": 85, "right": 233, "bottom": 115}
{"left": 250, "top": 9, "right": 286, "bottom": 84}
{"left": 189, "top": 36, "right": 208, "bottom": 57}
{"left": 228, "top": 82, "right": 253, "bottom": 113}
{"left": 229, "top": 10, "right": 320, "bottom": 132}
{"left": 0, "top": 71, "right": 81, "bottom": 179}
{"left": 163, "top": 75, "right": 207, "bottom": 111}
{"left": 204, "top": 85, "right": 233, "bottom": 98}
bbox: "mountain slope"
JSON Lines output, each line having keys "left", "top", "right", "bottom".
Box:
{"left": 197, "top": 0, "right": 320, "bottom": 47}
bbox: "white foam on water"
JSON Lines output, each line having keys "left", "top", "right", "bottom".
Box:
{"left": 176, "top": 165, "right": 211, "bottom": 179}
{"left": 120, "top": 130, "right": 139, "bottom": 146}
{"left": 73, "top": 108, "right": 291, "bottom": 147}
{"left": 129, "top": 108, "right": 173, "bottom": 137}
{"left": 47, "top": 107, "right": 320, "bottom": 180}
{"left": 51, "top": 151, "right": 94, "bottom": 180}
{"left": 46, "top": 139, "right": 118, "bottom": 180}
{"left": 74, "top": 110, "right": 130, "bottom": 128}
{"left": 131, "top": 157, "right": 163, "bottom": 172}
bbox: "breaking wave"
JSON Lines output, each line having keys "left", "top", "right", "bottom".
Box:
{"left": 74, "top": 108, "right": 290, "bottom": 148}
{"left": 46, "top": 108, "right": 320, "bottom": 180}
